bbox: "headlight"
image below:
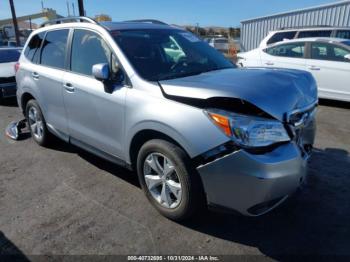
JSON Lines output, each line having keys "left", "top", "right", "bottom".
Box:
{"left": 206, "top": 109, "right": 290, "bottom": 148}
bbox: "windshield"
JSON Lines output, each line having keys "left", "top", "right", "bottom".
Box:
{"left": 0, "top": 48, "right": 21, "bottom": 63}
{"left": 112, "top": 29, "right": 234, "bottom": 81}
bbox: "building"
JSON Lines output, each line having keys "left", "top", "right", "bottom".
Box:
{"left": 241, "top": 0, "right": 350, "bottom": 51}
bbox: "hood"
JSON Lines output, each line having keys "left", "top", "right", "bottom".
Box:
{"left": 159, "top": 68, "right": 317, "bottom": 121}
{"left": 0, "top": 62, "right": 16, "bottom": 78}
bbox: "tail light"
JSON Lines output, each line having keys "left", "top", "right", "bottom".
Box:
{"left": 14, "top": 62, "right": 20, "bottom": 73}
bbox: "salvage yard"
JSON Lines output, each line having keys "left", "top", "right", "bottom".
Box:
{"left": 0, "top": 98, "right": 350, "bottom": 259}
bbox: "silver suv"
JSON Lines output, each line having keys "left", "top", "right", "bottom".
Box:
{"left": 16, "top": 17, "right": 317, "bottom": 220}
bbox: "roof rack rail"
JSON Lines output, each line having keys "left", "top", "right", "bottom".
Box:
{"left": 40, "top": 16, "right": 98, "bottom": 28}
{"left": 123, "top": 19, "right": 168, "bottom": 25}
{"left": 278, "top": 25, "right": 332, "bottom": 30}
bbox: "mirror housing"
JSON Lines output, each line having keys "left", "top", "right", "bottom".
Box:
{"left": 344, "top": 54, "right": 350, "bottom": 61}
{"left": 92, "top": 63, "right": 110, "bottom": 81}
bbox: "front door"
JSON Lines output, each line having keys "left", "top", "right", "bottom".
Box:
{"left": 63, "top": 29, "right": 127, "bottom": 158}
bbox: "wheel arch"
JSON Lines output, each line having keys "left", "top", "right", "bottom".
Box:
{"left": 128, "top": 129, "right": 190, "bottom": 170}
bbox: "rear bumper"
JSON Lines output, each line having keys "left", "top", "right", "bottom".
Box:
{"left": 0, "top": 83, "right": 17, "bottom": 98}
{"left": 197, "top": 142, "right": 308, "bottom": 216}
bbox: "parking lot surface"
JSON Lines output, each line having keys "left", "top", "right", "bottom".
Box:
{"left": 0, "top": 98, "right": 349, "bottom": 259}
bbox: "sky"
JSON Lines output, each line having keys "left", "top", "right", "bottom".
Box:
{"left": 0, "top": 0, "right": 341, "bottom": 27}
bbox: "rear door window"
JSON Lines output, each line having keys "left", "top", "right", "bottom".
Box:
{"left": 266, "top": 42, "right": 305, "bottom": 58}
{"left": 297, "top": 30, "right": 332, "bottom": 38}
{"left": 24, "top": 32, "right": 45, "bottom": 63}
{"left": 267, "top": 31, "right": 297, "bottom": 45}
{"left": 336, "top": 30, "right": 350, "bottom": 40}
{"left": 40, "top": 29, "right": 69, "bottom": 69}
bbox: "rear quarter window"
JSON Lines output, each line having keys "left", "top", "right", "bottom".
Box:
{"left": 24, "top": 32, "right": 45, "bottom": 63}
{"left": 267, "top": 31, "right": 297, "bottom": 45}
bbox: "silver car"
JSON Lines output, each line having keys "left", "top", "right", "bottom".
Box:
{"left": 16, "top": 17, "right": 317, "bottom": 220}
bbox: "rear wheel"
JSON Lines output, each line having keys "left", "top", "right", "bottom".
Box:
{"left": 137, "top": 139, "right": 205, "bottom": 221}
{"left": 25, "top": 99, "right": 52, "bottom": 146}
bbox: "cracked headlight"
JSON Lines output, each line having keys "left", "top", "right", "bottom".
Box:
{"left": 206, "top": 109, "right": 290, "bottom": 148}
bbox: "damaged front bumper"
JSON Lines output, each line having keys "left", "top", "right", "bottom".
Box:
{"left": 197, "top": 142, "right": 309, "bottom": 216}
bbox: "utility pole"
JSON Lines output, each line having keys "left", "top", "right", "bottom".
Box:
{"left": 72, "top": 2, "right": 76, "bottom": 16}
{"left": 66, "top": 1, "right": 71, "bottom": 16}
{"left": 77, "top": 0, "right": 85, "bottom": 16}
{"left": 9, "top": 0, "right": 20, "bottom": 46}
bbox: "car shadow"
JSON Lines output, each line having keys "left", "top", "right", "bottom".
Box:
{"left": 0, "top": 231, "right": 30, "bottom": 261}
{"left": 0, "top": 97, "right": 18, "bottom": 107}
{"left": 183, "top": 147, "right": 350, "bottom": 259}
{"left": 319, "top": 98, "right": 350, "bottom": 109}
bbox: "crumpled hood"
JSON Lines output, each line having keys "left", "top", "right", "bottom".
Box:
{"left": 0, "top": 62, "right": 16, "bottom": 78}
{"left": 159, "top": 68, "right": 318, "bottom": 121}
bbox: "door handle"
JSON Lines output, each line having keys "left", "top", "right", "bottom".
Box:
{"left": 32, "top": 72, "right": 39, "bottom": 80}
{"left": 308, "top": 65, "right": 320, "bottom": 71}
{"left": 63, "top": 83, "right": 75, "bottom": 92}
{"left": 265, "top": 61, "right": 274, "bottom": 66}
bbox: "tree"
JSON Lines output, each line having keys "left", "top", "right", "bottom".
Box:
{"left": 94, "top": 14, "right": 112, "bottom": 22}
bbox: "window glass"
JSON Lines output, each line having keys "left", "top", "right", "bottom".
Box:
{"left": 71, "top": 29, "right": 111, "bottom": 76}
{"left": 266, "top": 43, "right": 305, "bottom": 58}
{"left": 24, "top": 32, "right": 45, "bottom": 63}
{"left": 0, "top": 49, "right": 21, "bottom": 63}
{"left": 161, "top": 36, "right": 185, "bottom": 63}
{"left": 336, "top": 30, "right": 350, "bottom": 40}
{"left": 112, "top": 29, "right": 234, "bottom": 81}
{"left": 40, "top": 29, "right": 68, "bottom": 69}
{"left": 311, "top": 42, "right": 350, "bottom": 62}
{"left": 267, "top": 31, "right": 297, "bottom": 45}
{"left": 297, "top": 30, "right": 332, "bottom": 38}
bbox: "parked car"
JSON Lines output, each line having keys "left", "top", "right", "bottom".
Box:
{"left": 16, "top": 17, "right": 317, "bottom": 220}
{"left": 208, "top": 37, "right": 229, "bottom": 52}
{"left": 0, "top": 47, "right": 21, "bottom": 101}
{"left": 260, "top": 27, "right": 350, "bottom": 48}
{"left": 238, "top": 38, "right": 350, "bottom": 102}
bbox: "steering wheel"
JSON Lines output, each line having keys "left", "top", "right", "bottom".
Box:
{"left": 170, "top": 57, "right": 188, "bottom": 72}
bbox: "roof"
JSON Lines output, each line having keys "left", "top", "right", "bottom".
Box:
{"left": 100, "top": 21, "right": 177, "bottom": 31}
{"left": 241, "top": 0, "right": 350, "bottom": 23}
{"left": 268, "top": 37, "right": 350, "bottom": 47}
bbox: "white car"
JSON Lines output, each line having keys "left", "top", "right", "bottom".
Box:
{"left": 208, "top": 37, "right": 229, "bottom": 52}
{"left": 238, "top": 38, "right": 350, "bottom": 102}
{"left": 0, "top": 47, "right": 21, "bottom": 101}
{"left": 259, "top": 27, "right": 350, "bottom": 49}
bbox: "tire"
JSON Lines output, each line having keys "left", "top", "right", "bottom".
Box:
{"left": 25, "top": 99, "right": 52, "bottom": 146}
{"left": 137, "top": 139, "right": 205, "bottom": 221}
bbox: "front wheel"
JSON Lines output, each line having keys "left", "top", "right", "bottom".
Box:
{"left": 137, "top": 139, "right": 205, "bottom": 221}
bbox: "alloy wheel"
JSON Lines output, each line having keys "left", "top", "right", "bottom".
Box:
{"left": 143, "top": 152, "right": 182, "bottom": 209}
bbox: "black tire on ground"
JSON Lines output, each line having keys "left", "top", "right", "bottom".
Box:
{"left": 137, "top": 139, "right": 206, "bottom": 221}
{"left": 25, "top": 99, "right": 52, "bottom": 146}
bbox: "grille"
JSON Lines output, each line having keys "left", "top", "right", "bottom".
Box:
{"left": 0, "top": 76, "right": 16, "bottom": 85}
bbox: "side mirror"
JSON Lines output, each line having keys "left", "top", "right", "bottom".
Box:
{"left": 92, "top": 63, "right": 110, "bottom": 81}
{"left": 344, "top": 54, "right": 350, "bottom": 61}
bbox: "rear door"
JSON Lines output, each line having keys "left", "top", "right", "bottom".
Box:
{"left": 306, "top": 42, "right": 350, "bottom": 101}
{"left": 260, "top": 42, "right": 306, "bottom": 70}
{"left": 62, "top": 29, "right": 127, "bottom": 158}
{"left": 21, "top": 29, "right": 69, "bottom": 136}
